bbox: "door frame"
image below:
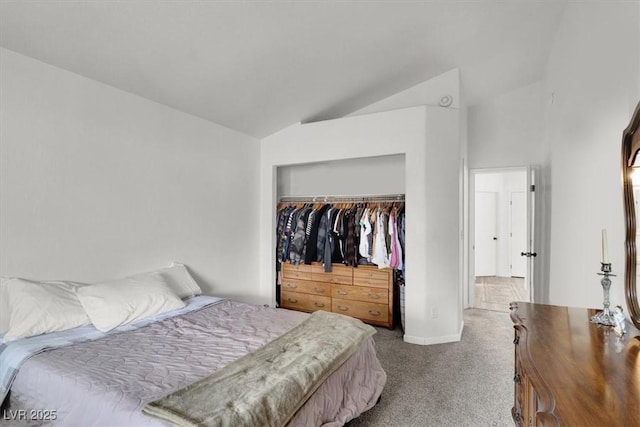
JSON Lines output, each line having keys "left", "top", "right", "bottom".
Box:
{"left": 467, "top": 166, "right": 534, "bottom": 308}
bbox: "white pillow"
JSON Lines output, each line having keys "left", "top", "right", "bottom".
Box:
{"left": 127, "top": 262, "right": 202, "bottom": 299}
{"left": 76, "top": 274, "right": 185, "bottom": 332}
{"left": 3, "top": 278, "right": 91, "bottom": 342}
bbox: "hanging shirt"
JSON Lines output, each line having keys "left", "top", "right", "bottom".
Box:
{"left": 281, "top": 207, "right": 298, "bottom": 262}
{"left": 316, "top": 208, "right": 331, "bottom": 264}
{"left": 389, "top": 212, "right": 403, "bottom": 270}
{"left": 343, "top": 209, "right": 358, "bottom": 267}
{"left": 359, "top": 208, "right": 372, "bottom": 262}
{"left": 289, "top": 208, "right": 311, "bottom": 265}
{"left": 304, "top": 204, "right": 330, "bottom": 264}
{"left": 372, "top": 210, "right": 390, "bottom": 269}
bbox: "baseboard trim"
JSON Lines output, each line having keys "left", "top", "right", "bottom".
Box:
{"left": 403, "top": 321, "right": 465, "bottom": 345}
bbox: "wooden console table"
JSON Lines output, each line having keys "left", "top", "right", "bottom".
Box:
{"left": 510, "top": 302, "right": 640, "bottom": 426}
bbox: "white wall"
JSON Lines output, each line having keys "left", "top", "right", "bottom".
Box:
{"left": 544, "top": 2, "right": 640, "bottom": 311}
{"left": 277, "top": 154, "right": 405, "bottom": 197}
{"left": 0, "top": 48, "right": 262, "bottom": 302}
{"left": 347, "top": 68, "right": 461, "bottom": 116}
{"left": 468, "top": 82, "right": 544, "bottom": 170}
{"left": 261, "top": 106, "right": 462, "bottom": 345}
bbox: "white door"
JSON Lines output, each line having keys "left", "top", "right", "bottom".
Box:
{"left": 524, "top": 167, "right": 536, "bottom": 301}
{"left": 475, "top": 191, "right": 498, "bottom": 276}
{"left": 510, "top": 191, "right": 527, "bottom": 277}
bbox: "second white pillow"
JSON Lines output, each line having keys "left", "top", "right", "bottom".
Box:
{"left": 76, "top": 274, "right": 185, "bottom": 332}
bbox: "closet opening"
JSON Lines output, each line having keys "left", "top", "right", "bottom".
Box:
{"left": 469, "top": 167, "right": 533, "bottom": 312}
{"left": 275, "top": 154, "right": 406, "bottom": 329}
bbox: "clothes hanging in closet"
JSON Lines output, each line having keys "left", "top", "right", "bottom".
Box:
{"left": 275, "top": 200, "right": 405, "bottom": 272}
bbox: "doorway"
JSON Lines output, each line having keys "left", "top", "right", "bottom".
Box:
{"left": 469, "top": 168, "right": 532, "bottom": 311}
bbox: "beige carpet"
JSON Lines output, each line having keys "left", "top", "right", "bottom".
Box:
{"left": 474, "top": 276, "right": 528, "bottom": 312}
{"left": 345, "top": 278, "right": 523, "bottom": 426}
{"left": 346, "top": 308, "right": 514, "bottom": 427}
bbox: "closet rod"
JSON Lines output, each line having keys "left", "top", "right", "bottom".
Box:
{"left": 279, "top": 194, "right": 405, "bottom": 204}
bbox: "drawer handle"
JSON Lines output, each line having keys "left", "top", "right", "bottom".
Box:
{"left": 314, "top": 302, "right": 325, "bottom": 308}
{"left": 338, "top": 306, "right": 349, "bottom": 311}
{"left": 314, "top": 287, "right": 325, "bottom": 293}
{"left": 286, "top": 283, "right": 298, "bottom": 289}
{"left": 368, "top": 293, "right": 381, "bottom": 299}
{"left": 368, "top": 310, "right": 381, "bottom": 316}
{"left": 287, "top": 298, "right": 298, "bottom": 303}
{"left": 338, "top": 290, "right": 348, "bottom": 295}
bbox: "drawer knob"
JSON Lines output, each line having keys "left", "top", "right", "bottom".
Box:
{"left": 314, "top": 302, "right": 325, "bottom": 308}
{"left": 338, "top": 306, "right": 348, "bottom": 311}
{"left": 287, "top": 283, "right": 297, "bottom": 289}
{"left": 338, "top": 290, "right": 348, "bottom": 295}
{"left": 368, "top": 293, "right": 380, "bottom": 299}
{"left": 314, "top": 287, "right": 325, "bottom": 293}
{"left": 288, "top": 298, "right": 298, "bottom": 303}
{"left": 368, "top": 310, "right": 381, "bottom": 316}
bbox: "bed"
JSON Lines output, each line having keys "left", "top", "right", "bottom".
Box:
{"left": 0, "top": 265, "right": 386, "bottom": 426}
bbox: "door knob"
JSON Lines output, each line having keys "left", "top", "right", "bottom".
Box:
{"left": 520, "top": 252, "right": 538, "bottom": 257}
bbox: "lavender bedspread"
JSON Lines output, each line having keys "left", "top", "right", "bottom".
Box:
{"left": 8, "top": 300, "right": 386, "bottom": 426}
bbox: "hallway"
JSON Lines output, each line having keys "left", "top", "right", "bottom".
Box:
{"left": 474, "top": 276, "right": 527, "bottom": 312}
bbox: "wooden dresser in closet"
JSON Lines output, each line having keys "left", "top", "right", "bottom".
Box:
{"left": 281, "top": 262, "right": 393, "bottom": 328}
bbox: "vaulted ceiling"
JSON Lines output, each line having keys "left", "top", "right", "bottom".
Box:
{"left": 0, "top": 1, "right": 567, "bottom": 138}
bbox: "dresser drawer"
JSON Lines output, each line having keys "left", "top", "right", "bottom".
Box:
{"left": 311, "top": 264, "right": 353, "bottom": 284}
{"left": 332, "top": 284, "right": 389, "bottom": 304}
{"left": 281, "top": 291, "right": 331, "bottom": 312}
{"left": 332, "top": 298, "right": 389, "bottom": 324}
{"left": 353, "top": 267, "right": 391, "bottom": 288}
{"left": 281, "top": 279, "right": 330, "bottom": 296}
{"left": 282, "top": 263, "right": 312, "bottom": 280}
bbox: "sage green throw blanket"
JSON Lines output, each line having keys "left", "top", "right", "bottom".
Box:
{"left": 142, "top": 310, "right": 376, "bottom": 427}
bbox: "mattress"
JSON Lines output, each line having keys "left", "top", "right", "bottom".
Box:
{"left": 3, "top": 297, "right": 386, "bottom": 426}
